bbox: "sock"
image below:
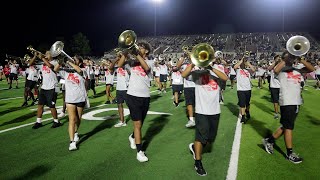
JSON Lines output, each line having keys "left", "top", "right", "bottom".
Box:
{"left": 195, "top": 160, "right": 201, "bottom": 165}
{"left": 189, "top": 117, "right": 195, "bottom": 122}
{"left": 267, "top": 136, "right": 275, "bottom": 143}
{"left": 53, "top": 119, "right": 59, "bottom": 123}
{"left": 36, "top": 118, "right": 42, "bottom": 123}
{"left": 287, "top": 148, "right": 293, "bottom": 155}
{"left": 136, "top": 144, "right": 142, "bottom": 152}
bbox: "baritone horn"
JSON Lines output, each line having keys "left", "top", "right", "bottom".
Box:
{"left": 286, "top": 35, "right": 310, "bottom": 56}
{"left": 27, "top": 45, "right": 45, "bottom": 58}
{"left": 190, "top": 43, "right": 215, "bottom": 67}
{"left": 118, "top": 30, "right": 139, "bottom": 50}
{"left": 50, "top": 41, "right": 74, "bottom": 62}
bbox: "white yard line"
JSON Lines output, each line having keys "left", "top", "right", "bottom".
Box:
{"left": 226, "top": 116, "right": 243, "bottom": 180}
{"left": 0, "top": 97, "right": 24, "bottom": 101}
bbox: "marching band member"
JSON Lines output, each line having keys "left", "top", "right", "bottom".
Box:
{"left": 268, "top": 55, "right": 281, "bottom": 119}
{"left": 263, "top": 51, "right": 315, "bottom": 164}
{"left": 182, "top": 60, "right": 228, "bottom": 176}
{"left": 315, "top": 61, "right": 320, "bottom": 90}
{"left": 171, "top": 66, "right": 183, "bottom": 107}
{"left": 234, "top": 57, "right": 256, "bottom": 123}
{"left": 57, "top": 56, "right": 87, "bottom": 151}
{"left": 117, "top": 41, "right": 153, "bottom": 162}
{"left": 229, "top": 64, "right": 237, "bottom": 89}
{"left": 159, "top": 56, "right": 168, "bottom": 93}
{"left": 30, "top": 51, "right": 61, "bottom": 129}
{"left": 22, "top": 54, "right": 39, "bottom": 107}
{"left": 8, "top": 60, "right": 19, "bottom": 89}
{"left": 104, "top": 59, "right": 115, "bottom": 104}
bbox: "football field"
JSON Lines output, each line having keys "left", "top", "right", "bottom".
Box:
{"left": 0, "top": 79, "right": 319, "bottom": 179}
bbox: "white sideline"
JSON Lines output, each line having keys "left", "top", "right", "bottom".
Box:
{"left": 226, "top": 116, "right": 243, "bottom": 180}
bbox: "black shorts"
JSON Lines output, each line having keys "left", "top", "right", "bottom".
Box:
{"left": 195, "top": 113, "right": 220, "bottom": 144}
{"left": 218, "top": 79, "right": 226, "bottom": 90}
{"left": 66, "top": 102, "right": 86, "bottom": 107}
{"left": 9, "top": 73, "right": 18, "bottom": 80}
{"left": 95, "top": 75, "right": 99, "bottom": 77}
{"left": 172, "top": 84, "right": 183, "bottom": 93}
{"left": 160, "top": 74, "right": 168, "bottom": 82}
{"left": 5, "top": 74, "right": 9, "bottom": 78}
{"left": 267, "top": 76, "right": 271, "bottom": 84}
{"left": 230, "top": 75, "right": 236, "bottom": 80}
{"left": 316, "top": 75, "right": 320, "bottom": 81}
{"left": 106, "top": 84, "right": 113, "bottom": 86}
{"left": 86, "top": 79, "right": 90, "bottom": 91}
{"left": 126, "top": 94, "right": 150, "bottom": 121}
{"left": 38, "top": 89, "right": 57, "bottom": 108}
{"left": 270, "top": 88, "right": 280, "bottom": 103}
{"left": 280, "top": 105, "right": 299, "bottom": 130}
{"left": 237, "top": 90, "right": 251, "bottom": 108}
{"left": 116, "top": 90, "right": 127, "bottom": 104}
{"left": 25, "top": 80, "right": 37, "bottom": 89}
{"left": 184, "top": 87, "right": 195, "bottom": 106}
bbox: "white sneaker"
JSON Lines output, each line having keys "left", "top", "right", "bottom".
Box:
{"left": 129, "top": 134, "right": 136, "bottom": 149}
{"left": 114, "top": 121, "right": 127, "bottom": 128}
{"left": 185, "top": 120, "right": 196, "bottom": 128}
{"left": 69, "top": 141, "right": 77, "bottom": 151}
{"left": 274, "top": 113, "right": 279, "bottom": 119}
{"left": 58, "top": 112, "right": 66, "bottom": 118}
{"left": 220, "top": 101, "right": 224, "bottom": 105}
{"left": 74, "top": 132, "right": 79, "bottom": 142}
{"left": 137, "top": 151, "right": 148, "bottom": 162}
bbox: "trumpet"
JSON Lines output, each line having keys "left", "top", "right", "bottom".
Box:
{"left": 170, "top": 58, "right": 178, "bottom": 66}
{"left": 232, "top": 60, "right": 238, "bottom": 65}
{"left": 189, "top": 43, "right": 215, "bottom": 67}
{"left": 286, "top": 35, "right": 310, "bottom": 56}
{"left": 27, "top": 45, "right": 45, "bottom": 58}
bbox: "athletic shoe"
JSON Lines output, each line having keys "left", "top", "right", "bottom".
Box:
{"left": 194, "top": 161, "right": 207, "bottom": 176}
{"left": 30, "top": 101, "right": 36, "bottom": 106}
{"left": 69, "top": 141, "right": 77, "bottom": 151}
{"left": 21, "top": 102, "right": 28, "bottom": 107}
{"left": 220, "top": 101, "right": 224, "bottom": 105}
{"left": 114, "top": 121, "right": 127, "bottom": 128}
{"left": 137, "top": 151, "right": 148, "bottom": 162}
{"left": 274, "top": 113, "right": 279, "bottom": 119}
{"left": 32, "top": 122, "right": 43, "bottom": 129}
{"left": 189, "top": 143, "right": 196, "bottom": 160}
{"left": 128, "top": 134, "right": 136, "bottom": 149}
{"left": 185, "top": 120, "right": 195, "bottom": 128}
{"left": 287, "top": 153, "right": 303, "bottom": 164}
{"left": 246, "top": 111, "right": 251, "bottom": 120}
{"left": 58, "top": 112, "right": 66, "bottom": 118}
{"left": 240, "top": 115, "right": 246, "bottom": 124}
{"left": 105, "top": 101, "right": 111, "bottom": 104}
{"left": 173, "top": 102, "right": 179, "bottom": 107}
{"left": 262, "top": 138, "right": 274, "bottom": 154}
{"left": 51, "top": 121, "right": 62, "bottom": 128}
{"left": 74, "top": 132, "right": 79, "bottom": 142}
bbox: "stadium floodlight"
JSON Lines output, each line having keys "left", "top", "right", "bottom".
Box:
{"left": 152, "top": 0, "right": 163, "bottom": 4}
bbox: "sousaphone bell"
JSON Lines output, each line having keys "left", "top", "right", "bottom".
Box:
{"left": 286, "top": 35, "right": 310, "bottom": 56}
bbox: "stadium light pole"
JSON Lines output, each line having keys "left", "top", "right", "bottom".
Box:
{"left": 152, "top": 0, "right": 163, "bottom": 36}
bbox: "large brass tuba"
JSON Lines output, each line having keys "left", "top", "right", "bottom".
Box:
{"left": 286, "top": 35, "right": 310, "bottom": 56}
{"left": 189, "top": 43, "right": 215, "bottom": 67}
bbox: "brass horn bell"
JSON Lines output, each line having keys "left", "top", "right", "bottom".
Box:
{"left": 286, "top": 35, "right": 310, "bottom": 56}
{"left": 190, "top": 43, "right": 215, "bottom": 67}
{"left": 118, "top": 30, "right": 138, "bottom": 50}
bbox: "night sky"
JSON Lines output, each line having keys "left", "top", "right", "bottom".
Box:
{"left": 1, "top": 0, "right": 320, "bottom": 62}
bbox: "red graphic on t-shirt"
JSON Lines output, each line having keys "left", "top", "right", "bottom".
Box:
{"left": 117, "top": 68, "right": 126, "bottom": 76}
{"left": 67, "top": 73, "right": 80, "bottom": 84}
{"left": 240, "top": 69, "right": 249, "bottom": 78}
{"left": 286, "top": 72, "right": 301, "bottom": 84}
{"left": 42, "top": 66, "right": 51, "bottom": 74}
{"left": 201, "top": 76, "right": 218, "bottom": 91}
{"left": 132, "top": 66, "right": 146, "bottom": 77}
{"left": 217, "top": 65, "right": 224, "bottom": 72}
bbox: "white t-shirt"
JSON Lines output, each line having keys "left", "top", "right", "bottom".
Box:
{"left": 236, "top": 69, "right": 252, "bottom": 91}
{"left": 315, "top": 66, "right": 320, "bottom": 75}
{"left": 181, "top": 64, "right": 196, "bottom": 88}
{"left": 37, "top": 61, "right": 58, "bottom": 90}
{"left": 154, "top": 66, "right": 160, "bottom": 77}
{"left": 229, "top": 67, "right": 236, "bottom": 75}
{"left": 256, "top": 67, "right": 266, "bottom": 77}
{"left": 0, "top": 66, "right": 3, "bottom": 72}
{"left": 105, "top": 69, "right": 114, "bottom": 85}
{"left": 9, "top": 64, "right": 18, "bottom": 74}
{"left": 94, "top": 66, "right": 100, "bottom": 75}
{"left": 116, "top": 67, "right": 129, "bottom": 91}
{"left": 270, "top": 70, "right": 280, "bottom": 88}
{"left": 26, "top": 66, "right": 38, "bottom": 81}
{"left": 159, "top": 64, "right": 168, "bottom": 75}
{"left": 193, "top": 64, "right": 225, "bottom": 115}
{"left": 127, "top": 60, "right": 154, "bottom": 98}
{"left": 60, "top": 71, "right": 87, "bottom": 103}
{"left": 171, "top": 71, "right": 183, "bottom": 85}
{"left": 279, "top": 69, "right": 302, "bottom": 106}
